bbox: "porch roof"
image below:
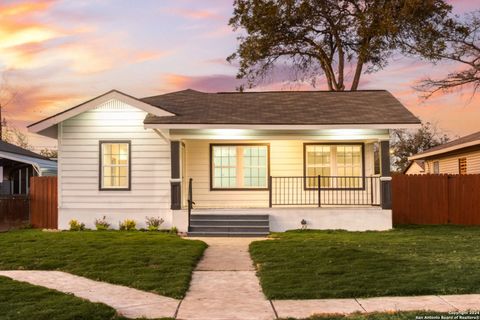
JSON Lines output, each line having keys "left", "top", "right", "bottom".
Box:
{"left": 0, "top": 141, "right": 57, "bottom": 176}
{"left": 143, "top": 89, "right": 420, "bottom": 127}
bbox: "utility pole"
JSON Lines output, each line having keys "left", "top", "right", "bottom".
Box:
{"left": 0, "top": 103, "right": 2, "bottom": 141}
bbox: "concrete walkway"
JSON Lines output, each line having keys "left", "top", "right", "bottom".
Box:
{"left": 177, "top": 237, "right": 275, "bottom": 320}
{"left": 0, "top": 270, "right": 180, "bottom": 319}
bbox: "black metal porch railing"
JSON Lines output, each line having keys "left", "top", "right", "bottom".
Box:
{"left": 269, "top": 176, "right": 381, "bottom": 207}
{"left": 187, "top": 178, "right": 194, "bottom": 232}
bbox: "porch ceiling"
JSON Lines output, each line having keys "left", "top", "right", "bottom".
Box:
{"left": 169, "top": 128, "right": 390, "bottom": 141}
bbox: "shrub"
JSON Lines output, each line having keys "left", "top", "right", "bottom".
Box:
{"left": 94, "top": 216, "right": 110, "bottom": 231}
{"left": 169, "top": 226, "right": 178, "bottom": 235}
{"left": 119, "top": 219, "right": 136, "bottom": 231}
{"left": 145, "top": 216, "right": 164, "bottom": 231}
{"left": 69, "top": 220, "right": 85, "bottom": 231}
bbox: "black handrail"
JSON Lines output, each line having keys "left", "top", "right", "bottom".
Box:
{"left": 187, "top": 178, "right": 194, "bottom": 232}
{"left": 269, "top": 176, "right": 381, "bottom": 207}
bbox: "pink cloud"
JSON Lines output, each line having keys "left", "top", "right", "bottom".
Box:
{"left": 165, "top": 8, "right": 223, "bottom": 20}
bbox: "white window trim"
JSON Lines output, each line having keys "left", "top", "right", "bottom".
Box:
{"left": 99, "top": 141, "right": 131, "bottom": 191}
{"left": 433, "top": 161, "right": 440, "bottom": 174}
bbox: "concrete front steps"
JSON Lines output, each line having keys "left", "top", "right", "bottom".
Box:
{"left": 187, "top": 214, "right": 270, "bottom": 237}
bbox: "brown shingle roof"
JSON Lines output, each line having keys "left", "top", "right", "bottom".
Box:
{"left": 142, "top": 89, "right": 420, "bottom": 125}
{"left": 412, "top": 131, "right": 480, "bottom": 158}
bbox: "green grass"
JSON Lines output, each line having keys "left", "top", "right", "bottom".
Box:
{"left": 250, "top": 225, "right": 480, "bottom": 299}
{"left": 0, "top": 230, "right": 207, "bottom": 298}
{"left": 282, "top": 311, "right": 450, "bottom": 320}
{"left": 0, "top": 276, "right": 124, "bottom": 320}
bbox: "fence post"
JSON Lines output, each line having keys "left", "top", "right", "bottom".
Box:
{"left": 317, "top": 175, "right": 321, "bottom": 207}
{"left": 268, "top": 176, "right": 273, "bottom": 208}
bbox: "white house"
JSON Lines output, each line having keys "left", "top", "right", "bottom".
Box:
{"left": 403, "top": 160, "right": 425, "bottom": 175}
{"left": 409, "top": 131, "right": 480, "bottom": 174}
{"left": 0, "top": 141, "right": 57, "bottom": 195}
{"left": 28, "top": 89, "right": 420, "bottom": 235}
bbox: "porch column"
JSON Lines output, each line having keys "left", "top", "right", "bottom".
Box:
{"left": 379, "top": 140, "right": 392, "bottom": 209}
{"left": 170, "top": 141, "right": 181, "bottom": 210}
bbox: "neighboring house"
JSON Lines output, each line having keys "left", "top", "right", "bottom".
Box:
{"left": 409, "top": 131, "right": 480, "bottom": 175}
{"left": 28, "top": 89, "right": 420, "bottom": 234}
{"left": 404, "top": 160, "right": 425, "bottom": 175}
{"left": 0, "top": 141, "right": 57, "bottom": 195}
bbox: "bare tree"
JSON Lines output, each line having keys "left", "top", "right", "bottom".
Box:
{"left": 0, "top": 72, "right": 18, "bottom": 141}
{"left": 391, "top": 122, "right": 451, "bottom": 172}
{"left": 0, "top": 72, "right": 31, "bottom": 149}
{"left": 414, "top": 11, "right": 480, "bottom": 98}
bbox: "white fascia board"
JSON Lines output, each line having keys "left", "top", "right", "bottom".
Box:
{"left": 144, "top": 123, "right": 420, "bottom": 130}
{"left": 408, "top": 140, "right": 480, "bottom": 161}
{"left": 28, "top": 90, "right": 175, "bottom": 134}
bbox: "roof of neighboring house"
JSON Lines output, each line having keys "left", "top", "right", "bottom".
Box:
{"left": 0, "top": 141, "right": 57, "bottom": 176}
{"left": 403, "top": 160, "right": 425, "bottom": 174}
{"left": 0, "top": 141, "right": 48, "bottom": 160}
{"left": 142, "top": 89, "right": 420, "bottom": 125}
{"left": 409, "top": 131, "right": 480, "bottom": 160}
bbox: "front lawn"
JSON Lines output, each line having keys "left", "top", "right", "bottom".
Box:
{"left": 0, "top": 276, "right": 123, "bottom": 320}
{"left": 0, "top": 230, "right": 207, "bottom": 298}
{"left": 250, "top": 225, "right": 480, "bottom": 299}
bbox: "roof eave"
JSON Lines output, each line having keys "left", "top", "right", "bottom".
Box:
{"left": 28, "top": 90, "right": 175, "bottom": 134}
{"left": 409, "top": 139, "right": 480, "bottom": 161}
{"left": 144, "top": 122, "right": 421, "bottom": 130}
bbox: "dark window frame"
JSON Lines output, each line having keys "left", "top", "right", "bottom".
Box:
{"left": 458, "top": 157, "right": 467, "bottom": 174}
{"left": 209, "top": 143, "right": 270, "bottom": 191}
{"left": 303, "top": 142, "right": 366, "bottom": 191}
{"left": 99, "top": 140, "right": 132, "bottom": 191}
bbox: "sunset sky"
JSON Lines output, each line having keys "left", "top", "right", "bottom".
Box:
{"left": 0, "top": 0, "right": 479, "bottom": 149}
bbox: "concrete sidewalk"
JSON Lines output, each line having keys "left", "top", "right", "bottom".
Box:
{"left": 272, "top": 294, "right": 480, "bottom": 319}
{"left": 0, "top": 270, "right": 180, "bottom": 319}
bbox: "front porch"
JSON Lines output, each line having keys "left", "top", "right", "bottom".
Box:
{"left": 167, "top": 131, "right": 393, "bottom": 234}
{"left": 176, "top": 136, "right": 391, "bottom": 209}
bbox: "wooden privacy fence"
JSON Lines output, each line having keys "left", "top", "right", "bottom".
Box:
{"left": 392, "top": 174, "right": 480, "bottom": 225}
{"left": 30, "top": 176, "right": 58, "bottom": 229}
{"left": 0, "top": 196, "right": 29, "bottom": 230}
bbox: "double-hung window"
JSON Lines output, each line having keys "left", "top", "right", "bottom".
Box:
{"left": 304, "top": 144, "right": 363, "bottom": 188}
{"left": 211, "top": 144, "right": 269, "bottom": 190}
{"left": 100, "top": 141, "right": 131, "bottom": 190}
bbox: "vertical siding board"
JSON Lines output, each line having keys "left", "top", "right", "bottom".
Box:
{"left": 29, "top": 177, "right": 58, "bottom": 229}
{"left": 0, "top": 196, "right": 29, "bottom": 227}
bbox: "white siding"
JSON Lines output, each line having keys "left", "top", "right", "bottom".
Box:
{"left": 405, "top": 162, "right": 425, "bottom": 175}
{"left": 58, "top": 99, "right": 171, "bottom": 229}
{"left": 184, "top": 139, "right": 378, "bottom": 208}
{"left": 424, "top": 149, "right": 480, "bottom": 174}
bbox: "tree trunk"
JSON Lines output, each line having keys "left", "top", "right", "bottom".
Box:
{"left": 351, "top": 59, "right": 363, "bottom": 91}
